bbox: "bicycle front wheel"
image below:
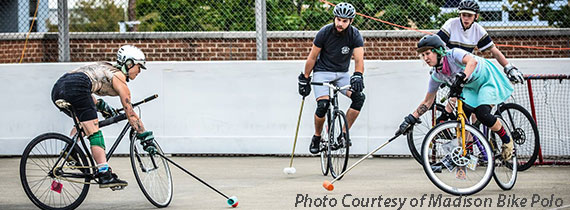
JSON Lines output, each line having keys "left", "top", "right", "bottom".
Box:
{"left": 408, "top": 103, "right": 445, "bottom": 165}
{"left": 320, "top": 115, "right": 330, "bottom": 176}
{"left": 498, "top": 103, "right": 539, "bottom": 171}
{"left": 328, "top": 110, "right": 350, "bottom": 179}
{"left": 422, "top": 121, "right": 494, "bottom": 196}
{"left": 130, "top": 131, "right": 173, "bottom": 208}
{"left": 490, "top": 117, "right": 518, "bottom": 190}
{"left": 20, "top": 133, "right": 91, "bottom": 210}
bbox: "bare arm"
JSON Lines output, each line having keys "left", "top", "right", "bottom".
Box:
{"left": 112, "top": 73, "right": 145, "bottom": 133}
{"left": 353, "top": 47, "right": 364, "bottom": 74}
{"left": 412, "top": 92, "right": 437, "bottom": 119}
{"left": 91, "top": 95, "right": 98, "bottom": 105}
{"left": 461, "top": 54, "right": 478, "bottom": 79}
{"left": 488, "top": 46, "right": 509, "bottom": 67}
{"left": 304, "top": 44, "right": 321, "bottom": 78}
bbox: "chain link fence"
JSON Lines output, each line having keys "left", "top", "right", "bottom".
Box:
{"left": 1, "top": 0, "right": 569, "bottom": 63}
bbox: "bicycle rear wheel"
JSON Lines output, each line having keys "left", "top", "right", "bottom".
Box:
{"left": 408, "top": 103, "right": 445, "bottom": 165}
{"left": 422, "top": 121, "right": 494, "bottom": 196}
{"left": 20, "top": 133, "right": 91, "bottom": 210}
{"left": 130, "top": 131, "right": 173, "bottom": 208}
{"left": 498, "top": 103, "right": 539, "bottom": 171}
{"left": 490, "top": 117, "right": 518, "bottom": 190}
{"left": 329, "top": 110, "right": 350, "bottom": 179}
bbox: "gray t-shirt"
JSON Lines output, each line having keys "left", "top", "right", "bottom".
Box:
{"left": 427, "top": 48, "right": 474, "bottom": 93}
{"left": 313, "top": 23, "right": 364, "bottom": 72}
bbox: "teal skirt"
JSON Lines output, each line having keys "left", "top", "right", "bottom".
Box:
{"left": 462, "top": 58, "right": 513, "bottom": 107}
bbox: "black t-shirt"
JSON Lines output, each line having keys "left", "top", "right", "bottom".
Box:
{"left": 313, "top": 23, "right": 364, "bottom": 72}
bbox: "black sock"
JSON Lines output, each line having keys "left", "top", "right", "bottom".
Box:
{"left": 496, "top": 127, "right": 511, "bottom": 144}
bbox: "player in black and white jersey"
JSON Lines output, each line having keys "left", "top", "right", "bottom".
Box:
{"left": 434, "top": 0, "right": 524, "bottom": 123}
{"left": 436, "top": 0, "right": 524, "bottom": 84}
{"left": 297, "top": 2, "right": 366, "bottom": 154}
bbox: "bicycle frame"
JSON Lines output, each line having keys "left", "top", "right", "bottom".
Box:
{"left": 311, "top": 82, "right": 351, "bottom": 130}
{"left": 50, "top": 95, "right": 158, "bottom": 181}
{"left": 456, "top": 100, "right": 468, "bottom": 156}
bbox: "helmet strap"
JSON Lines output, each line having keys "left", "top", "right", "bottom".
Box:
{"left": 432, "top": 47, "right": 446, "bottom": 69}
{"left": 121, "top": 59, "right": 135, "bottom": 82}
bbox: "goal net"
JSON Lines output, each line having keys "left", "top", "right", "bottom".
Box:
{"left": 509, "top": 74, "right": 570, "bottom": 165}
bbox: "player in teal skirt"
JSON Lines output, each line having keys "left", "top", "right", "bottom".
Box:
{"left": 396, "top": 34, "right": 524, "bottom": 161}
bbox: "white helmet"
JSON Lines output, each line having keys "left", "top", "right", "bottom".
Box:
{"left": 117, "top": 45, "right": 146, "bottom": 71}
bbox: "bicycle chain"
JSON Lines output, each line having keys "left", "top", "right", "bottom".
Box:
{"left": 52, "top": 164, "right": 98, "bottom": 185}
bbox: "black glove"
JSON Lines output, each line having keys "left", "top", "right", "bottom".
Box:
{"left": 96, "top": 99, "right": 118, "bottom": 119}
{"left": 298, "top": 73, "right": 311, "bottom": 97}
{"left": 350, "top": 72, "right": 364, "bottom": 92}
{"left": 449, "top": 72, "right": 466, "bottom": 98}
{"left": 136, "top": 131, "right": 157, "bottom": 154}
{"left": 435, "top": 111, "right": 456, "bottom": 124}
{"left": 396, "top": 114, "right": 418, "bottom": 135}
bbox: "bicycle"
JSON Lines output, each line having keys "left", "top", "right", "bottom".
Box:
{"left": 421, "top": 90, "right": 518, "bottom": 195}
{"left": 20, "top": 94, "right": 173, "bottom": 209}
{"left": 310, "top": 82, "right": 351, "bottom": 179}
{"left": 408, "top": 86, "right": 539, "bottom": 172}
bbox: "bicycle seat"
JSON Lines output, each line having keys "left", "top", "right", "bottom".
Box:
{"left": 55, "top": 99, "right": 72, "bottom": 109}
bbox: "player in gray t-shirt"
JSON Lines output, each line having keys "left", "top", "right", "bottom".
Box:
{"left": 297, "top": 2, "right": 366, "bottom": 154}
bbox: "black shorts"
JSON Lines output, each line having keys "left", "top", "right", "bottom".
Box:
{"left": 51, "top": 72, "right": 98, "bottom": 122}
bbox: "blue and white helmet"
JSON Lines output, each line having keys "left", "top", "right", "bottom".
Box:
{"left": 333, "top": 2, "right": 356, "bottom": 19}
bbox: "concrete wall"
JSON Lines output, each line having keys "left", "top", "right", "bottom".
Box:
{"left": 1, "top": 59, "right": 569, "bottom": 155}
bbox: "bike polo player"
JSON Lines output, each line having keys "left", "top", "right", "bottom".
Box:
{"left": 396, "top": 35, "right": 524, "bottom": 162}
{"left": 298, "top": 2, "right": 365, "bottom": 154}
{"left": 51, "top": 45, "right": 157, "bottom": 188}
{"left": 434, "top": 0, "right": 524, "bottom": 123}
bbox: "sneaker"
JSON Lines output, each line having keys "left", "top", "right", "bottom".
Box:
{"left": 501, "top": 140, "right": 514, "bottom": 161}
{"left": 337, "top": 132, "right": 351, "bottom": 147}
{"left": 96, "top": 168, "right": 128, "bottom": 189}
{"left": 309, "top": 135, "right": 321, "bottom": 154}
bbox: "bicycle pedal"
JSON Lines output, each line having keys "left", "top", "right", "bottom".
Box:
{"left": 110, "top": 185, "right": 126, "bottom": 191}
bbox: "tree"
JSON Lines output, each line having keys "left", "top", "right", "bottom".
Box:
{"left": 505, "top": 0, "right": 570, "bottom": 28}
{"left": 69, "top": 0, "right": 125, "bottom": 32}
{"left": 134, "top": 0, "right": 453, "bottom": 32}
{"left": 136, "top": 0, "right": 255, "bottom": 31}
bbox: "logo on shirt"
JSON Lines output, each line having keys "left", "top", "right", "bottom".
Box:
{"left": 341, "top": 46, "right": 350, "bottom": 54}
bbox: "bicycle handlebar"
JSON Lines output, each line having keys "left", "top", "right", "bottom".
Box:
{"left": 99, "top": 94, "right": 158, "bottom": 128}
{"left": 310, "top": 82, "right": 351, "bottom": 91}
{"left": 116, "top": 94, "right": 158, "bottom": 112}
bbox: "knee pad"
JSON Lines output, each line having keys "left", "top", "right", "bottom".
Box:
{"left": 88, "top": 130, "right": 105, "bottom": 150}
{"left": 315, "top": 99, "right": 330, "bottom": 118}
{"left": 474, "top": 105, "right": 496, "bottom": 127}
{"left": 350, "top": 92, "right": 366, "bottom": 111}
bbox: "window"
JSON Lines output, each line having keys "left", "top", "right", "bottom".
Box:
{"left": 508, "top": 11, "right": 533, "bottom": 21}
{"left": 480, "top": 11, "right": 502, "bottom": 21}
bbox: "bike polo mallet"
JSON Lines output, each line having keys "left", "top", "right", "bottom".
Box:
{"left": 322, "top": 132, "right": 403, "bottom": 191}
{"left": 156, "top": 153, "right": 239, "bottom": 207}
{"left": 283, "top": 96, "right": 306, "bottom": 175}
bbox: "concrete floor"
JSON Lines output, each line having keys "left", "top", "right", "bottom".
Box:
{"left": 1, "top": 156, "right": 569, "bottom": 210}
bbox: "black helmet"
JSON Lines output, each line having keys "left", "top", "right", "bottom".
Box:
{"left": 458, "top": 0, "right": 479, "bottom": 14}
{"left": 333, "top": 2, "right": 356, "bottom": 19}
{"left": 417, "top": 34, "right": 446, "bottom": 54}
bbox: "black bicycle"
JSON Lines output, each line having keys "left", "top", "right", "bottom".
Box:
{"left": 310, "top": 82, "right": 351, "bottom": 179}
{"left": 20, "top": 94, "right": 173, "bottom": 209}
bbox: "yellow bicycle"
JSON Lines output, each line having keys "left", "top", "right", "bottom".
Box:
{"left": 421, "top": 93, "right": 517, "bottom": 195}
